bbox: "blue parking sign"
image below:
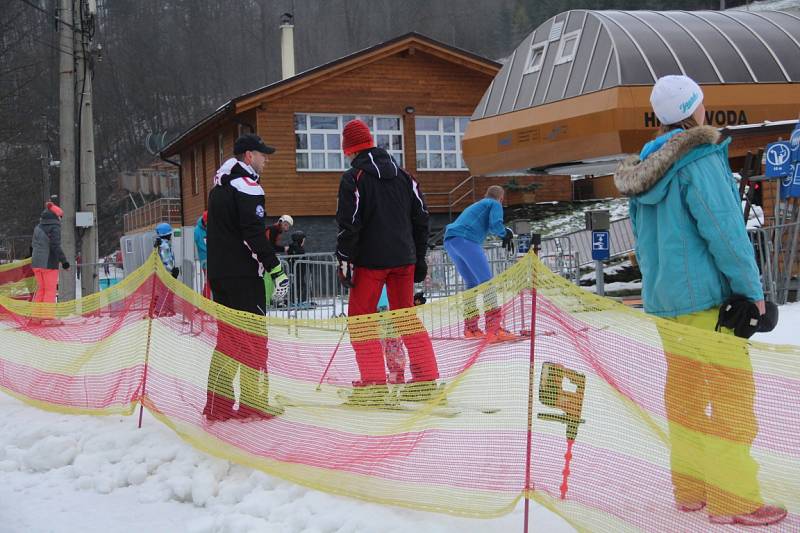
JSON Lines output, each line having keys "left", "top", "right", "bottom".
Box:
{"left": 591, "top": 230, "right": 610, "bottom": 261}
{"left": 765, "top": 142, "right": 792, "bottom": 177}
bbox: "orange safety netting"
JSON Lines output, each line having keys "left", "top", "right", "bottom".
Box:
{"left": 0, "top": 251, "right": 798, "bottom": 532}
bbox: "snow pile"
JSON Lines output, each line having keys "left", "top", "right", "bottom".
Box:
{"left": 743, "top": 201, "right": 765, "bottom": 229}
{"left": 731, "top": 0, "right": 800, "bottom": 13}
{"left": 531, "top": 198, "right": 629, "bottom": 237}
{"left": 0, "top": 398, "right": 574, "bottom": 532}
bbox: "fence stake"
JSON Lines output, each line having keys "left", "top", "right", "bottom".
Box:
{"left": 316, "top": 322, "right": 348, "bottom": 391}
{"left": 138, "top": 253, "right": 158, "bottom": 428}
{"left": 523, "top": 255, "right": 538, "bottom": 533}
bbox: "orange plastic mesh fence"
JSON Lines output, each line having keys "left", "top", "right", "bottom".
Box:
{"left": 0, "top": 251, "right": 798, "bottom": 531}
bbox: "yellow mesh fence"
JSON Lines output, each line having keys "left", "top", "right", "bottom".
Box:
{"left": 0, "top": 251, "right": 798, "bottom": 531}
{"left": 0, "top": 258, "right": 35, "bottom": 299}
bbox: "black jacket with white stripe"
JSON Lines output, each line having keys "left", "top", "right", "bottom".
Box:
{"left": 336, "top": 147, "right": 430, "bottom": 269}
{"left": 207, "top": 158, "right": 280, "bottom": 281}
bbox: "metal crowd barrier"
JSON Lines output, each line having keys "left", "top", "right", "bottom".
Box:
{"left": 169, "top": 224, "right": 638, "bottom": 325}
{"left": 183, "top": 253, "right": 346, "bottom": 325}
{"left": 538, "top": 217, "right": 635, "bottom": 271}
{"left": 538, "top": 236, "right": 580, "bottom": 285}
{"left": 748, "top": 219, "right": 800, "bottom": 304}
{"left": 74, "top": 261, "right": 125, "bottom": 294}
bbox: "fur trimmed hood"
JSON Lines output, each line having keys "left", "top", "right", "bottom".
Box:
{"left": 614, "top": 126, "right": 721, "bottom": 197}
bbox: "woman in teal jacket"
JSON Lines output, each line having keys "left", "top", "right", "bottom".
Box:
{"left": 614, "top": 75, "right": 784, "bottom": 527}
{"left": 194, "top": 211, "right": 209, "bottom": 298}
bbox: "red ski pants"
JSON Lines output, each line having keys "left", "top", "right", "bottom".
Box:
{"left": 348, "top": 265, "right": 438, "bottom": 385}
{"left": 32, "top": 268, "right": 59, "bottom": 304}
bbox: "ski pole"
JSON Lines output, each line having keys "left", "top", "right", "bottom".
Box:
{"left": 316, "top": 323, "right": 348, "bottom": 391}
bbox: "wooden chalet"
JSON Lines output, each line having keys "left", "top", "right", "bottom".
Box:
{"left": 160, "top": 32, "right": 574, "bottom": 237}
{"left": 463, "top": 9, "right": 800, "bottom": 176}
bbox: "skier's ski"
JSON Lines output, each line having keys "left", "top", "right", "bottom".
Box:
{"left": 275, "top": 393, "right": 462, "bottom": 418}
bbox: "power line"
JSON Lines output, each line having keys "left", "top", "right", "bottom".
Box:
{"left": 15, "top": 0, "right": 78, "bottom": 31}
{"left": 30, "top": 36, "right": 74, "bottom": 58}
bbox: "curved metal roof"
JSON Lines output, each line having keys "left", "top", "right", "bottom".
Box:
{"left": 474, "top": 9, "right": 800, "bottom": 120}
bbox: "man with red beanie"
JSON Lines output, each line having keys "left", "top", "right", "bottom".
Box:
{"left": 335, "top": 119, "right": 440, "bottom": 407}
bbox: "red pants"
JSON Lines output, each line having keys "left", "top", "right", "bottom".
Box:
{"left": 201, "top": 268, "right": 211, "bottom": 299}
{"left": 348, "top": 265, "right": 438, "bottom": 385}
{"left": 32, "top": 268, "right": 59, "bottom": 304}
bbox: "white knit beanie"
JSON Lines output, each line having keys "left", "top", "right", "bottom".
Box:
{"left": 650, "top": 75, "right": 704, "bottom": 125}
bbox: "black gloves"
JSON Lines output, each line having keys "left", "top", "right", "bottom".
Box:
{"left": 61, "top": 261, "right": 70, "bottom": 270}
{"left": 414, "top": 259, "right": 428, "bottom": 283}
{"left": 170, "top": 267, "right": 180, "bottom": 279}
{"left": 336, "top": 252, "right": 354, "bottom": 288}
{"left": 502, "top": 227, "right": 515, "bottom": 254}
{"left": 153, "top": 238, "right": 161, "bottom": 249}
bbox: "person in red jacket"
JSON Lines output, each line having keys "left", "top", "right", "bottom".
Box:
{"left": 335, "top": 119, "right": 439, "bottom": 406}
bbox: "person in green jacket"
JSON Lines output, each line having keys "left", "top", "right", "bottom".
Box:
{"left": 614, "top": 75, "right": 784, "bottom": 527}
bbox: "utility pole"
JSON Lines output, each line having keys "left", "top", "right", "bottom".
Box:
{"left": 78, "top": 0, "right": 99, "bottom": 297}
{"left": 58, "top": 0, "right": 77, "bottom": 301}
{"left": 39, "top": 115, "right": 51, "bottom": 207}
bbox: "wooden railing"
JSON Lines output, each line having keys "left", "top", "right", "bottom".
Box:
{"left": 123, "top": 198, "right": 182, "bottom": 233}
{"left": 426, "top": 175, "right": 476, "bottom": 221}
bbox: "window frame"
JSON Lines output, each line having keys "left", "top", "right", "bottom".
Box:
{"left": 414, "top": 116, "right": 470, "bottom": 172}
{"left": 294, "top": 113, "right": 404, "bottom": 172}
{"left": 192, "top": 147, "right": 201, "bottom": 195}
{"left": 524, "top": 41, "right": 548, "bottom": 74}
{"left": 554, "top": 30, "right": 581, "bottom": 66}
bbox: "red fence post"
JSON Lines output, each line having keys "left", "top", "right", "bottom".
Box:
{"left": 138, "top": 254, "right": 157, "bottom": 429}
{"left": 523, "top": 258, "right": 538, "bottom": 533}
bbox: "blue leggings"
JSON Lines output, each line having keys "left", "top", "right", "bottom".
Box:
{"left": 444, "top": 237, "right": 491, "bottom": 289}
{"left": 445, "top": 237, "right": 497, "bottom": 315}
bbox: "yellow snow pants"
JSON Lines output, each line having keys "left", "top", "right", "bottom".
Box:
{"left": 658, "top": 308, "right": 763, "bottom": 516}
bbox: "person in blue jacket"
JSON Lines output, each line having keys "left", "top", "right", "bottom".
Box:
{"left": 153, "top": 222, "right": 179, "bottom": 316}
{"left": 194, "top": 210, "right": 209, "bottom": 298}
{"left": 444, "top": 185, "right": 515, "bottom": 342}
{"left": 614, "top": 75, "right": 784, "bottom": 527}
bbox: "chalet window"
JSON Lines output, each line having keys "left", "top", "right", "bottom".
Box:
{"left": 192, "top": 147, "right": 201, "bottom": 195}
{"left": 554, "top": 30, "right": 581, "bottom": 65}
{"left": 414, "top": 116, "right": 469, "bottom": 171}
{"left": 294, "top": 113, "right": 404, "bottom": 171}
{"left": 524, "top": 41, "right": 547, "bottom": 74}
{"left": 217, "top": 133, "right": 224, "bottom": 166}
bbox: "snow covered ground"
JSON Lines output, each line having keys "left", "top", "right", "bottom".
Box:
{"left": 732, "top": 0, "right": 800, "bottom": 13}
{"left": 529, "top": 197, "right": 629, "bottom": 237}
{"left": 0, "top": 401, "right": 574, "bottom": 533}
{"left": 1, "top": 302, "right": 797, "bottom": 532}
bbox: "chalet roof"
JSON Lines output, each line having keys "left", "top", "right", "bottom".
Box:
{"left": 161, "top": 32, "right": 500, "bottom": 158}
{"left": 473, "top": 9, "right": 800, "bottom": 120}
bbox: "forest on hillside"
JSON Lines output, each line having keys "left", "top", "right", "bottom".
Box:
{"left": 0, "top": 0, "right": 750, "bottom": 253}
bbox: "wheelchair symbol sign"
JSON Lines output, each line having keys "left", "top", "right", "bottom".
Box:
{"left": 767, "top": 144, "right": 790, "bottom": 166}
{"left": 765, "top": 142, "right": 792, "bottom": 177}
